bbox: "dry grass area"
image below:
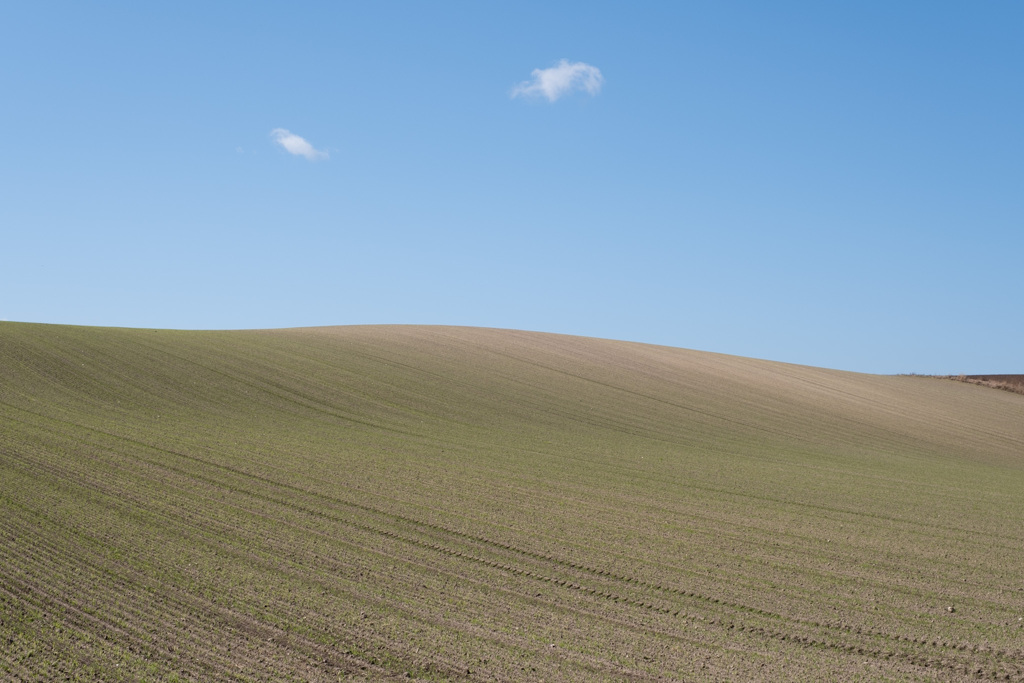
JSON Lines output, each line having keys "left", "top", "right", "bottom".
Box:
{"left": 1, "top": 322, "right": 1023, "bottom": 681}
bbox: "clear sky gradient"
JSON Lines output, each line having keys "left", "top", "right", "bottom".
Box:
{"left": 2, "top": 2, "right": 1021, "bottom": 374}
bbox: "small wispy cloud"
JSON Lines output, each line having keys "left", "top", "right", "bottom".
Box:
{"left": 270, "top": 128, "right": 328, "bottom": 161}
{"left": 511, "top": 59, "right": 604, "bottom": 102}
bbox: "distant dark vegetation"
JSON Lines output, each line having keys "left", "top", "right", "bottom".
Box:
{"left": 941, "top": 375, "right": 1024, "bottom": 396}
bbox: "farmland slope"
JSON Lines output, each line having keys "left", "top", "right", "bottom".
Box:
{"left": 1, "top": 323, "right": 1022, "bottom": 681}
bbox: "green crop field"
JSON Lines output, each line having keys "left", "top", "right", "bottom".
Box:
{"left": 1, "top": 322, "right": 1022, "bottom": 681}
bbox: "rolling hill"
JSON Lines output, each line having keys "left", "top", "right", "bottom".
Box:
{"left": 1, "top": 322, "right": 1022, "bottom": 681}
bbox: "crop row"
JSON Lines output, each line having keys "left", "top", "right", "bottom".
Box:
{"left": 7, "top": 427, "right": 1021, "bottom": 680}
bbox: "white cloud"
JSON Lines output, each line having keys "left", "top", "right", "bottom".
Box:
{"left": 511, "top": 59, "right": 604, "bottom": 102}
{"left": 270, "top": 128, "right": 328, "bottom": 161}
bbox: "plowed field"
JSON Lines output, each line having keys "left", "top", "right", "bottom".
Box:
{"left": 2, "top": 323, "right": 1022, "bottom": 681}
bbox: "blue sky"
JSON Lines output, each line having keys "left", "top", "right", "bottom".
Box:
{"left": 2, "top": 2, "right": 1021, "bottom": 374}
